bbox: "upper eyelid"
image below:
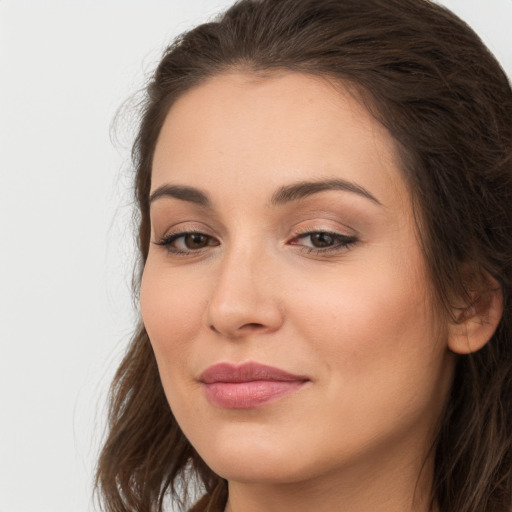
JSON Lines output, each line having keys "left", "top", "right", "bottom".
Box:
{"left": 293, "top": 225, "right": 353, "bottom": 234}
{"left": 155, "top": 222, "right": 218, "bottom": 238}
{"left": 151, "top": 210, "right": 360, "bottom": 239}
{"left": 294, "top": 230, "right": 355, "bottom": 239}
{"left": 156, "top": 226, "right": 351, "bottom": 237}
{"left": 153, "top": 219, "right": 356, "bottom": 236}
{"left": 290, "top": 220, "right": 358, "bottom": 238}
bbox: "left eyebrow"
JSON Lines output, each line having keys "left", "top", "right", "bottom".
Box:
{"left": 270, "top": 178, "right": 382, "bottom": 206}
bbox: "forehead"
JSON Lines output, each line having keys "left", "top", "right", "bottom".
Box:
{"left": 151, "top": 71, "right": 408, "bottom": 210}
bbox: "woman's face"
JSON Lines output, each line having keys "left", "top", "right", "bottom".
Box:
{"left": 141, "top": 72, "right": 455, "bottom": 485}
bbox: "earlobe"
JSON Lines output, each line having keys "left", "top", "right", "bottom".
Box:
{"left": 448, "top": 280, "right": 503, "bottom": 355}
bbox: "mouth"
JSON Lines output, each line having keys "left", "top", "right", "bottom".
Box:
{"left": 198, "top": 362, "right": 310, "bottom": 409}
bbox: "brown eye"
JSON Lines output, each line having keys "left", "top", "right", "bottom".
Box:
{"left": 184, "top": 233, "right": 210, "bottom": 249}
{"left": 290, "top": 231, "right": 358, "bottom": 254}
{"left": 154, "top": 231, "right": 219, "bottom": 254}
{"left": 309, "top": 232, "right": 336, "bottom": 247}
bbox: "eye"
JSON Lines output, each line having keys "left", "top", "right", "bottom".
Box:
{"left": 180, "top": 233, "right": 211, "bottom": 249}
{"left": 290, "top": 231, "right": 358, "bottom": 254}
{"left": 154, "top": 231, "right": 219, "bottom": 254}
{"left": 307, "top": 232, "right": 339, "bottom": 248}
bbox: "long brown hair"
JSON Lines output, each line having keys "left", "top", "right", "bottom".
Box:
{"left": 96, "top": 1, "right": 512, "bottom": 511}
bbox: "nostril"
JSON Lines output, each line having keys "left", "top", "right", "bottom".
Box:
{"left": 209, "top": 322, "right": 265, "bottom": 335}
{"left": 243, "top": 322, "right": 265, "bottom": 330}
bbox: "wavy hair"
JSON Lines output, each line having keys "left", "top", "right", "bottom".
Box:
{"left": 96, "top": 1, "right": 512, "bottom": 511}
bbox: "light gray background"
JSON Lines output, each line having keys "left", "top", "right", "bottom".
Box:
{"left": 1, "top": 1, "right": 511, "bottom": 511}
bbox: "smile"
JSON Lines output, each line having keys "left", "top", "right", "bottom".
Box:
{"left": 199, "top": 362, "right": 310, "bottom": 409}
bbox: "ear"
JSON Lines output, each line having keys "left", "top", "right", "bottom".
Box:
{"left": 448, "top": 274, "right": 503, "bottom": 355}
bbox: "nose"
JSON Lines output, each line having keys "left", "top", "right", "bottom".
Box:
{"left": 205, "top": 244, "right": 284, "bottom": 338}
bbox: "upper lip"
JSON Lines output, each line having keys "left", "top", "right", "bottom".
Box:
{"left": 199, "top": 362, "right": 309, "bottom": 384}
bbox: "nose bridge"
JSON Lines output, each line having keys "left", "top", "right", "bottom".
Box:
{"left": 205, "top": 233, "right": 283, "bottom": 337}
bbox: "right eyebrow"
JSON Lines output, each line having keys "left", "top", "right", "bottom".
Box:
{"left": 149, "top": 184, "right": 211, "bottom": 207}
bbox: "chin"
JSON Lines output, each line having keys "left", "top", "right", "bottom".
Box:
{"left": 206, "top": 454, "right": 311, "bottom": 485}
{"left": 191, "top": 428, "right": 313, "bottom": 484}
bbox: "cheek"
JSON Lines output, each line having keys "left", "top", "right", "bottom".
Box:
{"left": 286, "top": 249, "right": 441, "bottom": 376}
{"left": 140, "top": 257, "right": 206, "bottom": 366}
{"left": 279, "top": 253, "right": 449, "bottom": 456}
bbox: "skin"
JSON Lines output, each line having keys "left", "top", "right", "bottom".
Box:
{"left": 140, "top": 72, "right": 457, "bottom": 512}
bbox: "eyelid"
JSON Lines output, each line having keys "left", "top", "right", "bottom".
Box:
{"left": 153, "top": 231, "right": 220, "bottom": 257}
{"left": 153, "top": 221, "right": 217, "bottom": 240}
{"left": 289, "top": 230, "right": 357, "bottom": 245}
{"left": 152, "top": 219, "right": 359, "bottom": 256}
{"left": 152, "top": 221, "right": 220, "bottom": 255}
{"left": 290, "top": 218, "right": 357, "bottom": 238}
{"left": 286, "top": 220, "right": 359, "bottom": 255}
{"left": 154, "top": 230, "right": 217, "bottom": 245}
{"left": 288, "top": 231, "right": 358, "bottom": 256}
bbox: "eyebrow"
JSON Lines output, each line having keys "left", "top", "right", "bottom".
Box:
{"left": 149, "top": 178, "right": 381, "bottom": 207}
{"left": 149, "top": 184, "right": 211, "bottom": 206}
{"left": 270, "top": 178, "right": 382, "bottom": 206}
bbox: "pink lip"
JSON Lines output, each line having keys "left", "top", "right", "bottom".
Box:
{"left": 199, "top": 362, "right": 309, "bottom": 409}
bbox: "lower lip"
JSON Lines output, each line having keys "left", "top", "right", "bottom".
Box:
{"left": 203, "top": 380, "right": 306, "bottom": 409}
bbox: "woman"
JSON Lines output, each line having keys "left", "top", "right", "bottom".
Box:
{"left": 96, "top": 0, "right": 512, "bottom": 511}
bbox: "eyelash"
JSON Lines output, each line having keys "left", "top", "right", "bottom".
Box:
{"left": 155, "top": 228, "right": 358, "bottom": 257}
{"left": 290, "top": 231, "right": 358, "bottom": 255}
{"left": 154, "top": 231, "right": 219, "bottom": 256}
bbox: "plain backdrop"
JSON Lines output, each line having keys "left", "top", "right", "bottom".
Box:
{"left": 0, "top": 1, "right": 511, "bottom": 511}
